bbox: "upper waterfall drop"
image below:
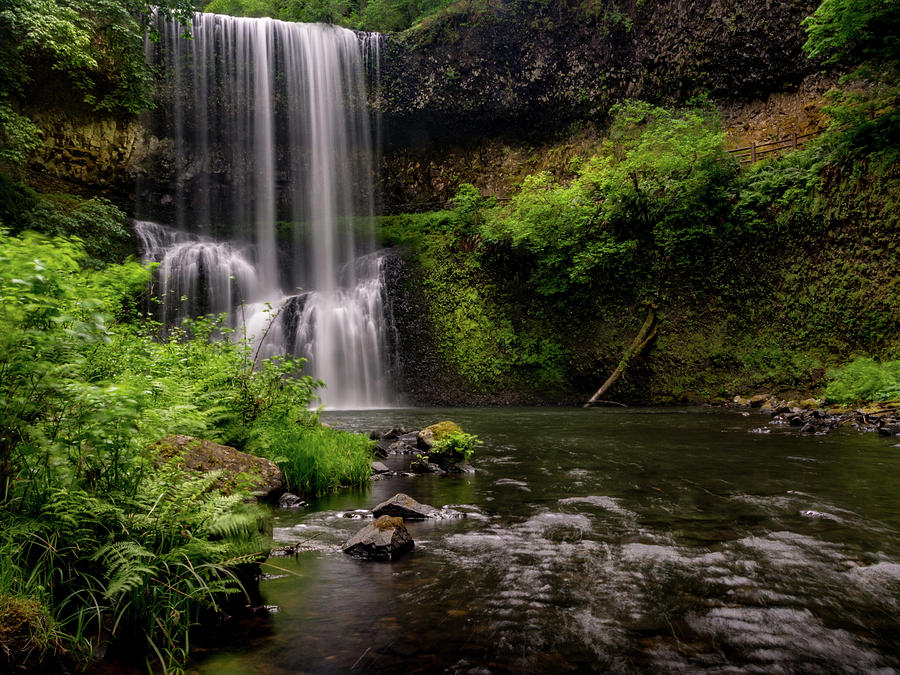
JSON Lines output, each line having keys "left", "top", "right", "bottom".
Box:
{"left": 139, "top": 12, "right": 392, "bottom": 409}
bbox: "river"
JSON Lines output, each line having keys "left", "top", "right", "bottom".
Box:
{"left": 191, "top": 407, "right": 900, "bottom": 673}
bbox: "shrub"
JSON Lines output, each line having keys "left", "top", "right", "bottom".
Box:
{"left": 825, "top": 358, "right": 900, "bottom": 404}
{"left": 430, "top": 430, "right": 481, "bottom": 462}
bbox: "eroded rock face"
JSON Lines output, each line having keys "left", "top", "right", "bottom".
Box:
{"left": 342, "top": 515, "right": 414, "bottom": 560}
{"left": 148, "top": 435, "right": 285, "bottom": 501}
{"left": 23, "top": 104, "right": 148, "bottom": 206}
{"left": 379, "top": 0, "right": 817, "bottom": 149}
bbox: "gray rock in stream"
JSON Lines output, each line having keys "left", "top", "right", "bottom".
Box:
{"left": 371, "top": 461, "right": 391, "bottom": 474}
{"left": 372, "top": 493, "right": 463, "bottom": 520}
{"left": 279, "top": 493, "right": 307, "bottom": 509}
{"left": 342, "top": 516, "right": 414, "bottom": 561}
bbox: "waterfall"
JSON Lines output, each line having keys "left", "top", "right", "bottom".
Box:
{"left": 139, "top": 13, "right": 391, "bottom": 408}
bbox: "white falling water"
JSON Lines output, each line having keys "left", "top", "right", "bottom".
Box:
{"left": 139, "top": 13, "right": 391, "bottom": 408}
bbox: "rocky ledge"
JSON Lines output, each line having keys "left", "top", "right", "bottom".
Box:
{"left": 730, "top": 395, "right": 900, "bottom": 437}
{"left": 368, "top": 422, "right": 477, "bottom": 476}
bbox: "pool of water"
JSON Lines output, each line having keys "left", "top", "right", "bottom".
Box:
{"left": 190, "top": 407, "right": 900, "bottom": 673}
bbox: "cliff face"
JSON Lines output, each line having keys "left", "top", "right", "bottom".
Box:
{"left": 379, "top": 0, "right": 818, "bottom": 146}
{"left": 22, "top": 0, "right": 820, "bottom": 211}
{"left": 22, "top": 99, "right": 148, "bottom": 208}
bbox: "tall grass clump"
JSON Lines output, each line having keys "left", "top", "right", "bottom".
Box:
{"left": 247, "top": 421, "right": 374, "bottom": 496}
{"left": 825, "top": 358, "right": 900, "bottom": 404}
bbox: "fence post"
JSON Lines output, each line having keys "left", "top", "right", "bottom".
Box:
{"left": 750, "top": 141, "right": 756, "bottom": 163}
{"left": 792, "top": 132, "right": 797, "bottom": 149}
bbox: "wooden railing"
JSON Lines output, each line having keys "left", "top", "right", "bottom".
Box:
{"left": 727, "top": 128, "right": 825, "bottom": 165}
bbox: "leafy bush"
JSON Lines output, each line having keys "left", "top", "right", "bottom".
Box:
{"left": 203, "top": 0, "right": 458, "bottom": 32}
{"left": 0, "top": 0, "right": 194, "bottom": 115}
{"left": 825, "top": 358, "right": 900, "bottom": 404}
{"left": 430, "top": 430, "right": 481, "bottom": 462}
{"left": 482, "top": 100, "right": 738, "bottom": 297}
{"left": 15, "top": 193, "right": 135, "bottom": 266}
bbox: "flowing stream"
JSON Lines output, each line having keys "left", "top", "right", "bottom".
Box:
{"left": 190, "top": 408, "right": 900, "bottom": 673}
{"left": 138, "top": 14, "right": 390, "bottom": 408}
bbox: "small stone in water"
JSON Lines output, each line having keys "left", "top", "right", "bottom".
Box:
{"left": 279, "top": 493, "right": 307, "bottom": 509}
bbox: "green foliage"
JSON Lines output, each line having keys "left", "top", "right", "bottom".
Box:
{"left": 803, "top": 0, "right": 900, "bottom": 67}
{"left": 802, "top": 0, "right": 900, "bottom": 163}
{"left": 1, "top": 473, "right": 267, "bottom": 672}
{"left": 203, "top": 0, "right": 457, "bottom": 32}
{"left": 825, "top": 358, "right": 900, "bottom": 404}
{"left": 480, "top": 100, "right": 737, "bottom": 299}
{"left": 0, "top": 230, "right": 371, "bottom": 669}
{"left": 0, "top": 0, "right": 194, "bottom": 113}
{"left": 13, "top": 192, "right": 134, "bottom": 266}
{"left": 204, "top": 0, "right": 276, "bottom": 18}
{"left": 430, "top": 430, "right": 480, "bottom": 462}
{"left": 0, "top": 103, "right": 41, "bottom": 166}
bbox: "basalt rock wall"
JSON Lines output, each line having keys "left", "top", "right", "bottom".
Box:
{"left": 378, "top": 0, "right": 820, "bottom": 210}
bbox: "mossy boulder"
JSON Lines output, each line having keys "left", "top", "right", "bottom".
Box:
{"left": 416, "top": 420, "right": 462, "bottom": 450}
{"left": 147, "top": 435, "right": 285, "bottom": 501}
{"left": 0, "top": 594, "right": 57, "bottom": 672}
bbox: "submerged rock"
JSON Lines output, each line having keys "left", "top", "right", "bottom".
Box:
{"left": 373, "top": 493, "right": 463, "bottom": 520}
{"left": 446, "top": 462, "right": 476, "bottom": 474}
{"left": 409, "top": 455, "right": 446, "bottom": 474}
{"left": 342, "top": 516, "right": 414, "bottom": 560}
{"left": 279, "top": 493, "right": 307, "bottom": 509}
{"left": 148, "top": 435, "right": 284, "bottom": 501}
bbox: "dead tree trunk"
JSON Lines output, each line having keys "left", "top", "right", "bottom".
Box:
{"left": 584, "top": 306, "right": 657, "bottom": 407}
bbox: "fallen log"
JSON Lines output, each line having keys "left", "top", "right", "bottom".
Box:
{"left": 584, "top": 306, "right": 657, "bottom": 407}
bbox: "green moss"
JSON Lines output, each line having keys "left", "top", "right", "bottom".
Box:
{"left": 0, "top": 594, "right": 58, "bottom": 671}
{"left": 424, "top": 421, "right": 462, "bottom": 439}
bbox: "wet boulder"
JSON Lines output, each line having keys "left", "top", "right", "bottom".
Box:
{"left": 388, "top": 440, "right": 414, "bottom": 454}
{"left": 373, "top": 493, "right": 463, "bottom": 519}
{"left": 749, "top": 394, "right": 770, "bottom": 408}
{"left": 446, "top": 462, "right": 476, "bottom": 475}
{"left": 409, "top": 455, "right": 446, "bottom": 474}
{"left": 342, "top": 516, "right": 414, "bottom": 560}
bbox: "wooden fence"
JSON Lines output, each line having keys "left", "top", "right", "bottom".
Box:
{"left": 727, "top": 128, "right": 825, "bottom": 165}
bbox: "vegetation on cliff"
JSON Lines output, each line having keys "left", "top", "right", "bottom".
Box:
{"left": 383, "top": 91, "right": 899, "bottom": 403}
{"left": 204, "top": 0, "right": 459, "bottom": 32}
